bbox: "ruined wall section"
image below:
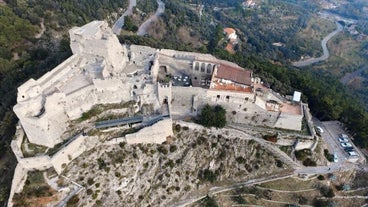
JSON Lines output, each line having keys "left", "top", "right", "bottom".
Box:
{"left": 7, "top": 165, "right": 28, "bottom": 207}
{"left": 51, "top": 134, "right": 99, "bottom": 174}
{"left": 13, "top": 81, "right": 69, "bottom": 147}
{"left": 125, "top": 119, "right": 173, "bottom": 144}
{"left": 207, "top": 89, "right": 255, "bottom": 104}
{"left": 69, "top": 21, "right": 128, "bottom": 77}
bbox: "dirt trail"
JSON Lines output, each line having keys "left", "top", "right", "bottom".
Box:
{"left": 35, "top": 18, "right": 45, "bottom": 39}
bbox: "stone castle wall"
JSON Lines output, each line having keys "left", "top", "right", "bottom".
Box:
{"left": 207, "top": 89, "right": 255, "bottom": 104}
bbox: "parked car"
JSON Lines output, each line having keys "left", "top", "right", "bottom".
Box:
{"left": 341, "top": 142, "right": 352, "bottom": 148}
{"left": 348, "top": 151, "right": 359, "bottom": 157}
{"left": 344, "top": 147, "right": 354, "bottom": 152}
{"left": 315, "top": 126, "right": 324, "bottom": 135}
{"left": 340, "top": 134, "right": 349, "bottom": 139}
{"left": 339, "top": 137, "right": 349, "bottom": 143}
{"left": 333, "top": 153, "right": 338, "bottom": 163}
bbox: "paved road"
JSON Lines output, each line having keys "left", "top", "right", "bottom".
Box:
{"left": 112, "top": 0, "right": 137, "bottom": 35}
{"left": 293, "top": 22, "right": 343, "bottom": 67}
{"left": 136, "top": 0, "right": 165, "bottom": 36}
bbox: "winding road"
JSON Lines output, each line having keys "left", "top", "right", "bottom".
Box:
{"left": 112, "top": 0, "right": 137, "bottom": 35}
{"left": 112, "top": 0, "right": 165, "bottom": 36}
{"left": 136, "top": 0, "right": 165, "bottom": 36}
{"left": 293, "top": 22, "right": 343, "bottom": 67}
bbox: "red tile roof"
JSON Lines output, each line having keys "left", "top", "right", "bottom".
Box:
{"left": 216, "top": 64, "right": 252, "bottom": 85}
{"left": 224, "top": 28, "right": 236, "bottom": 35}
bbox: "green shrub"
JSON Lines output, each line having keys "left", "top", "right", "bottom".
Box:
{"left": 232, "top": 195, "right": 246, "bottom": 204}
{"left": 317, "top": 175, "right": 325, "bottom": 180}
{"left": 295, "top": 149, "right": 311, "bottom": 161}
{"left": 302, "top": 158, "right": 317, "bottom": 166}
{"left": 174, "top": 124, "right": 181, "bottom": 132}
{"left": 119, "top": 142, "right": 126, "bottom": 149}
{"left": 157, "top": 145, "right": 168, "bottom": 154}
{"left": 169, "top": 145, "right": 177, "bottom": 152}
{"left": 86, "top": 189, "right": 93, "bottom": 195}
{"left": 115, "top": 172, "right": 121, "bottom": 177}
{"left": 324, "top": 149, "right": 334, "bottom": 162}
{"left": 198, "top": 169, "right": 217, "bottom": 183}
{"left": 263, "top": 134, "right": 278, "bottom": 143}
{"left": 87, "top": 178, "right": 94, "bottom": 185}
{"left": 320, "top": 186, "right": 335, "bottom": 198}
{"left": 198, "top": 104, "right": 226, "bottom": 128}
{"left": 236, "top": 156, "right": 246, "bottom": 164}
{"left": 165, "top": 159, "right": 175, "bottom": 169}
{"left": 184, "top": 185, "right": 191, "bottom": 191}
{"left": 275, "top": 159, "right": 283, "bottom": 168}
{"left": 66, "top": 195, "right": 79, "bottom": 206}
{"left": 202, "top": 196, "right": 218, "bottom": 207}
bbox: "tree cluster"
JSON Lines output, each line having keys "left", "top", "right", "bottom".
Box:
{"left": 198, "top": 104, "right": 226, "bottom": 128}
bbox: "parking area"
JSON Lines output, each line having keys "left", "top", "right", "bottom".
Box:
{"left": 320, "top": 121, "right": 364, "bottom": 164}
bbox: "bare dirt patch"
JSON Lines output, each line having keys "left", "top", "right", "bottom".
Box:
{"left": 177, "top": 26, "right": 203, "bottom": 48}
{"left": 146, "top": 18, "right": 167, "bottom": 40}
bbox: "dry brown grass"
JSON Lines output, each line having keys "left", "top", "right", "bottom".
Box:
{"left": 177, "top": 26, "right": 203, "bottom": 48}
{"left": 298, "top": 16, "right": 336, "bottom": 41}
{"left": 259, "top": 177, "right": 318, "bottom": 191}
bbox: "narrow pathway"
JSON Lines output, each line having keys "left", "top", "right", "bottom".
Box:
{"left": 255, "top": 186, "right": 316, "bottom": 193}
{"left": 292, "top": 22, "right": 343, "bottom": 67}
{"left": 112, "top": 0, "right": 137, "bottom": 35}
{"left": 35, "top": 18, "right": 45, "bottom": 39}
{"left": 136, "top": 0, "right": 165, "bottom": 36}
{"left": 228, "top": 125, "right": 302, "bottom": 169}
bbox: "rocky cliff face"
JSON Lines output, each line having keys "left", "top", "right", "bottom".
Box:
{"left": 64, "top": 124, "right": 289, "bottom": 206}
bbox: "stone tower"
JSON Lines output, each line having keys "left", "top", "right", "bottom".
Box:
{"left": 69, "top": 21, "right": 128, "bottom": 77}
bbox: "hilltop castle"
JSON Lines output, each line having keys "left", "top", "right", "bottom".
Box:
{"left": 14, "top": 21, "right": 304, "bottom": 148}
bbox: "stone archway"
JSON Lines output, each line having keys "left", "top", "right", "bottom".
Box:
{"left": 194, "top": 61, "right": 199, "bottom": 71}
{"left": 206, "top": 64, "right": 212, "bottom": 74}
{"left": 201, "top": 62, "right": 206, "bottom": 72}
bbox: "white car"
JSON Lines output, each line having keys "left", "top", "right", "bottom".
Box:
{"left": 333, "top": 153, "right": 338, "bottom": 162}
{"left": 315, "top": 126, "right": 324, "bottom": 134}
{"left": 340, "top": 134, "right": 348, "bottom": 139}
{"left": 348, "top": 151, "right": 359, "bottom": 157}
{"left": 340, "top": 142, "right": 352, "bottom": 148}
{"left": 339, "top": 137, "right": 349, "bottom": 143}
